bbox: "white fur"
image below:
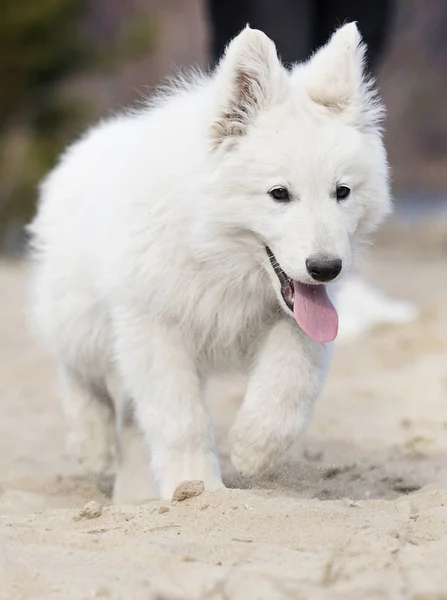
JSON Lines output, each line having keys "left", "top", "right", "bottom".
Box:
{"left": 28, "top": 24, "right": 391, "bottom": 499}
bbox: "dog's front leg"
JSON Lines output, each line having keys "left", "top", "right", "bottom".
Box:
{"left": 113, "top": 310, "right": 223, "bottom": 498}
{"left": 230, "top": 318, "right": 330, "bottom": 477}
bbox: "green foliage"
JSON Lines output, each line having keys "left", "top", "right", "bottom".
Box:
{"left": 0, "top": 0, "right": 88, "bottom": 126}
{"left": 97, "top": 14, "right": 157, "bottom": 71}
{"left": 0, "top": 0, "right": 155, "bottom": 241}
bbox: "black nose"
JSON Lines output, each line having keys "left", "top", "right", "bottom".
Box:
{"left": 306, "top": 256, "right": 342, "bottom": 282}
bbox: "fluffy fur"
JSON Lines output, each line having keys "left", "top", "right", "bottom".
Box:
{"left": 28, "top": 23, "right": 391, "bottom": 499}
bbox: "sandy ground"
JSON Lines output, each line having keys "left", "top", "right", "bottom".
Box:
{"left": 1, "top": 225, "right": 447, "bottom": 600}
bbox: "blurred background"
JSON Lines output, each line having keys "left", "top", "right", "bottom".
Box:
{"left": 1, "top": 0, "right": 447, "bottom": 255}
{"left": 1, "top": 3, "right": 447, "bottom": 597}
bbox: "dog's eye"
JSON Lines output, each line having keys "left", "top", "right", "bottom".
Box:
{"left": 269, "top": 186, "right": 290, "bottom": 202}
{"left": 336, "top": 185, "right": 351, "bottom": 201}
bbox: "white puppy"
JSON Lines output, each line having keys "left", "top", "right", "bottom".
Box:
{"left": 28, "top": 23, "right": 391, "bottom": 498}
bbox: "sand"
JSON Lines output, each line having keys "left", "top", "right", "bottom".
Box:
{"left": 1, "top": 226, "right": 447, "bottom": 600}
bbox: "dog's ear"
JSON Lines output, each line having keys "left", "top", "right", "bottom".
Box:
{"left": 296, "top": 23, "right": 384, "bottom": 129}
{"left": 212, "top": 26, "right": 288, "bottom": 149}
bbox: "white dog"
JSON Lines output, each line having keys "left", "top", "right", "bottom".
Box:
{"left": 28, "top": 23, "right": 391, "bottom": 499}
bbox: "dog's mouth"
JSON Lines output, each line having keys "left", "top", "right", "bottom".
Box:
{"left": 266, "top": 246, "right": 338, "bottom": 343}
{"left": 266, "top": 246, "right": 295, "bottom": 311}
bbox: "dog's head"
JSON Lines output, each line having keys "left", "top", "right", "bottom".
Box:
{"left": 207, "top": 24, "right": 391, "bottom": 342}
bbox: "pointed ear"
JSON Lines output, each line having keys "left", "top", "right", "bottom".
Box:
{"left": 296, "top": 23, "right": 384, "bottom": 129}
{"left": 212, "top": 26, "right": 288, "bottom": 149}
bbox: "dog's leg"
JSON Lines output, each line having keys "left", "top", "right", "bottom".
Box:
{"left": 59, "top": 369, "right": 116, "bottom": 476}
{"left": 104, "top": 374, "right": 158, "bottom": 504}
{"left": 113, "top": 315, "right": 223, "bottom": 498}
{"left": 112, "top": 401, "right": 159, "bottom": 504}
{"left": 229, "top": 319, "right": 329, "bottom": 477}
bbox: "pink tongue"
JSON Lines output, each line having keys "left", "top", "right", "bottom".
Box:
{"left": 292, "top": 281, "right": 338, "bottom": 343}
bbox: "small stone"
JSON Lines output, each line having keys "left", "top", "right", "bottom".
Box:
{"left": 200, "top": 503, "right": 209, "bottom": 511}
{"left": 172, "top": 480, "right": 204, "bottom": 502}
{"left": 182, "top": 555, "right": 196, "bottom": 562}
{"left": 158, "top": 506, "right": 169, "bottom": 514}
{"left": 77, "top": 500, "right": 102, "bottom": 520}
{"left": 92, "top": 585, "right": 111, "bottom": 598}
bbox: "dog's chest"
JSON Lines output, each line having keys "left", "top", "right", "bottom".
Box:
{"left": 192, "top": 284, "right": 277, "bottom": 371}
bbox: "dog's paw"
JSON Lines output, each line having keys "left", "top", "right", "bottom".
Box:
{"left": 229, "top": 421, "right": 285, "bottom": 478}
{"left": 230, "top": 443, "right": 270, "bottom": 477}
{"left": 154, "top": 451, "right": 225, "bottom": 499}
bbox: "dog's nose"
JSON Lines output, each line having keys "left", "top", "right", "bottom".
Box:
{"left": 306, "top": 256, "right": 342, "bottom": 282}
